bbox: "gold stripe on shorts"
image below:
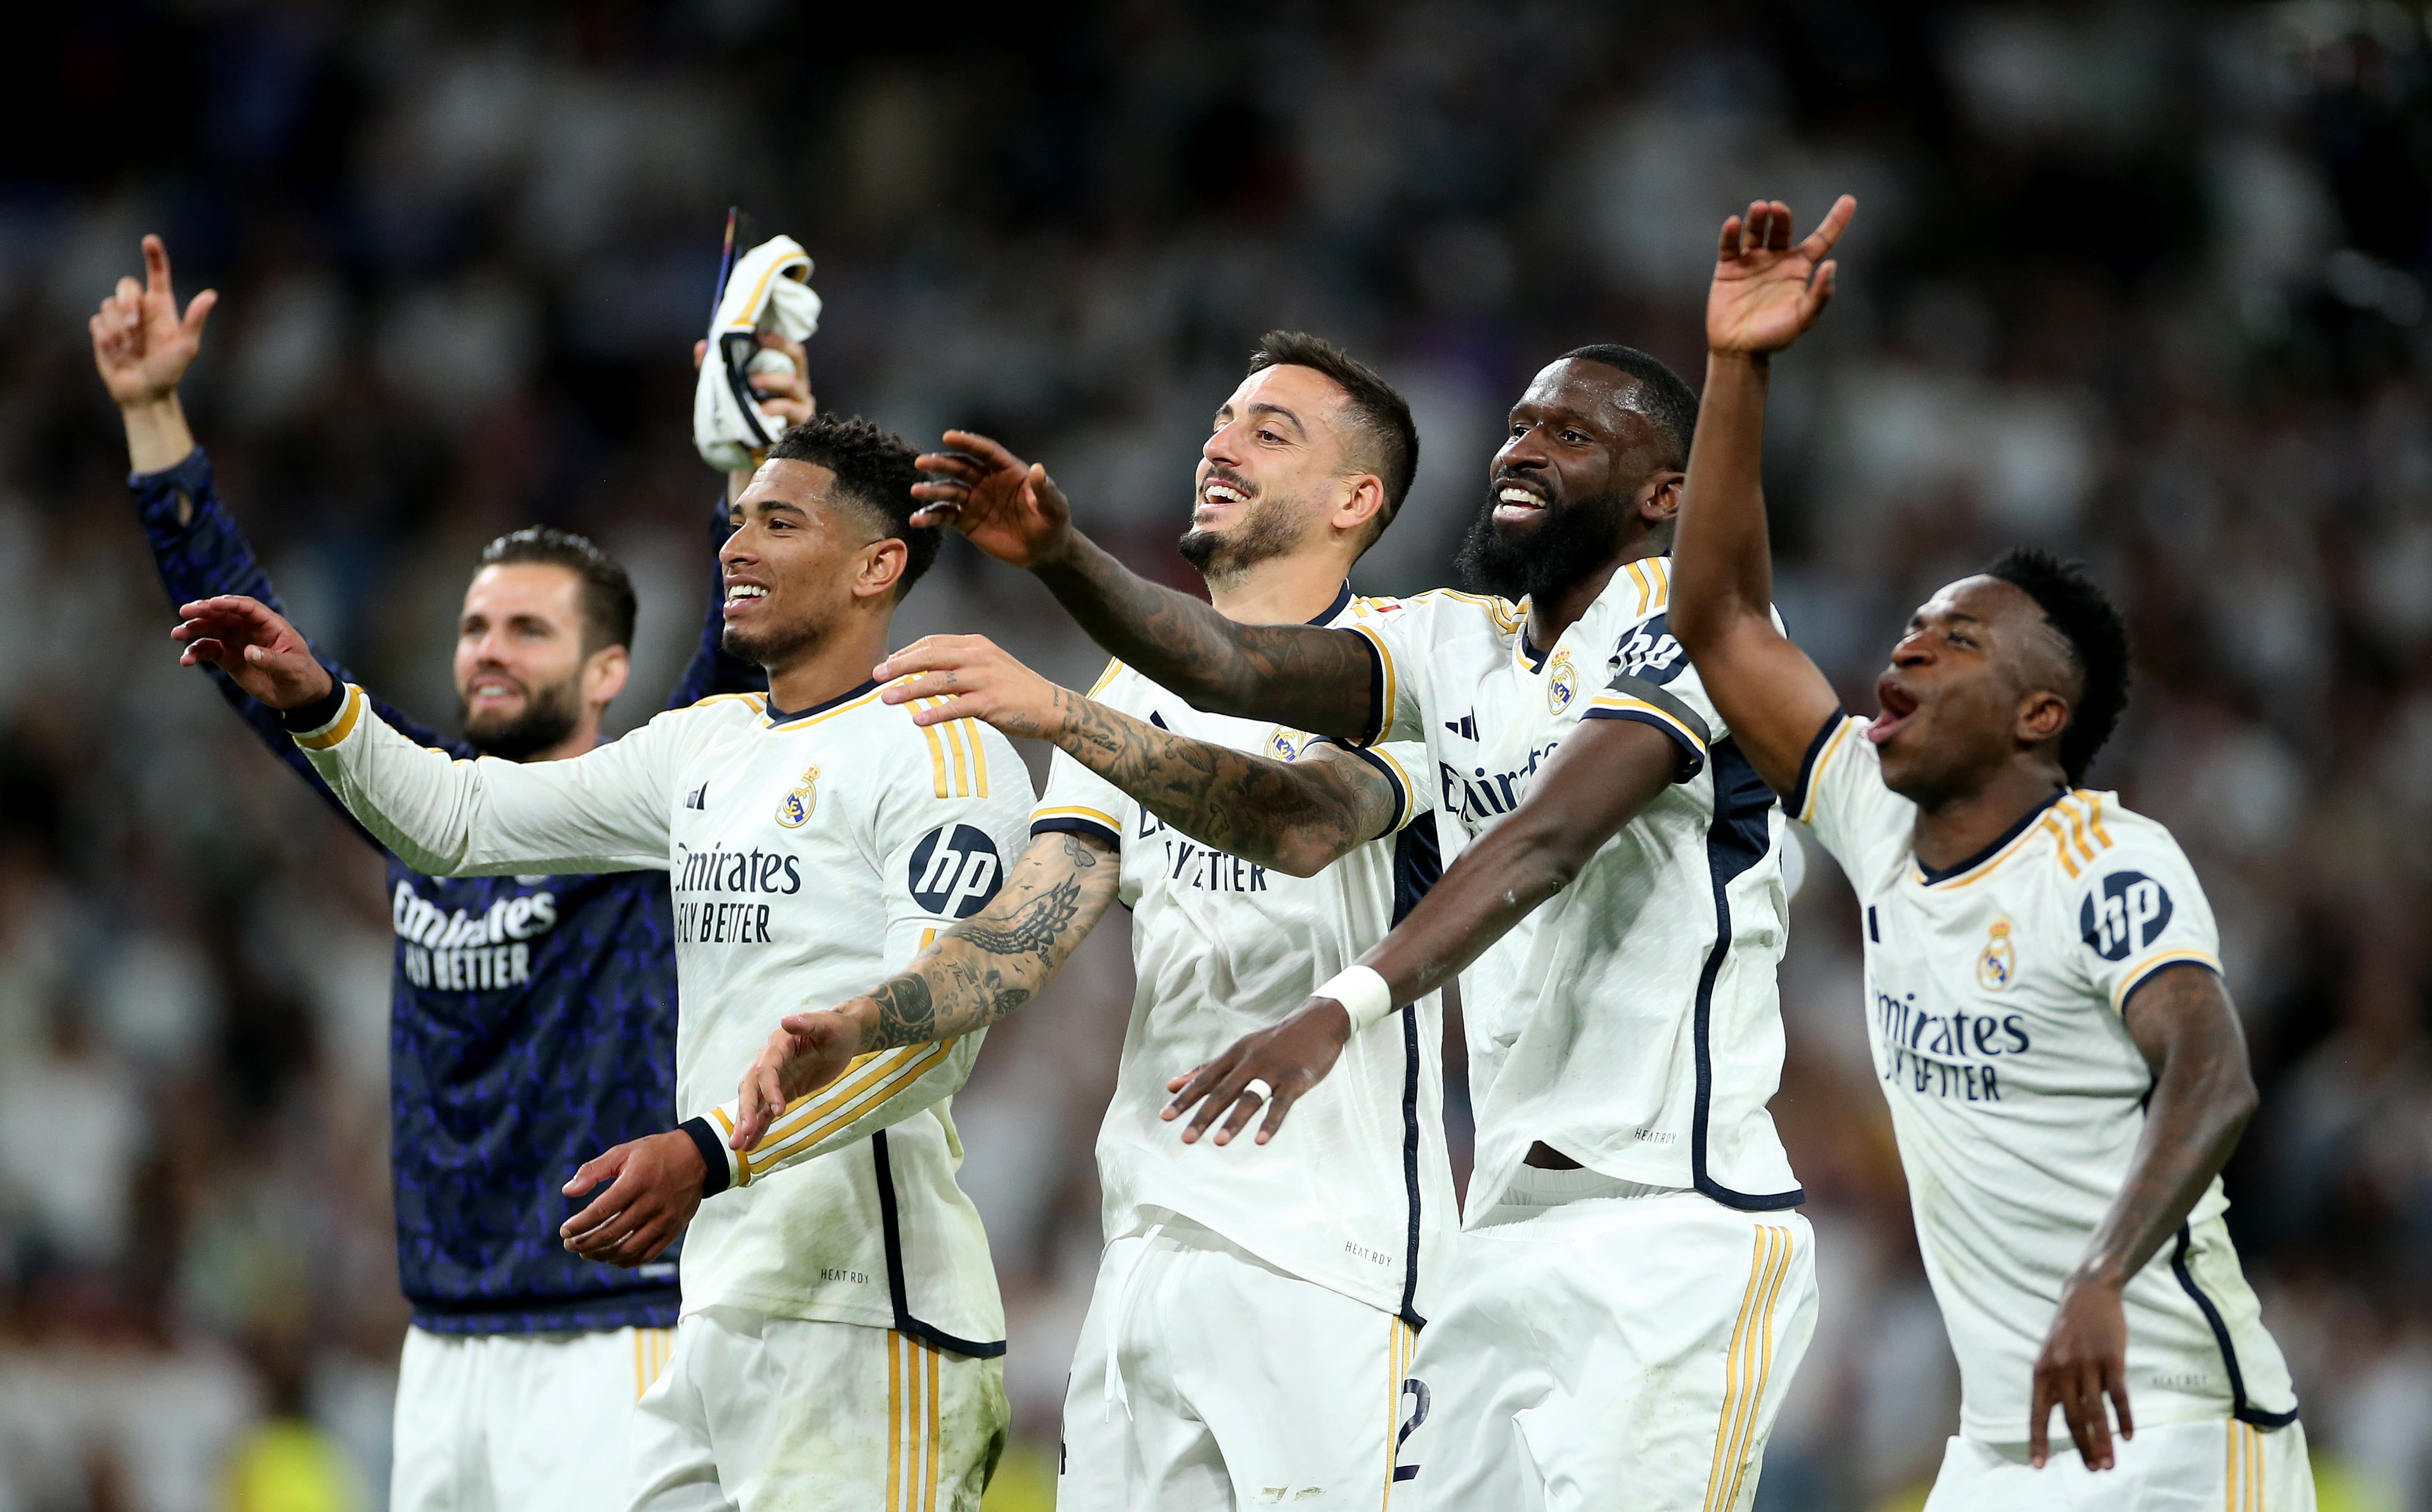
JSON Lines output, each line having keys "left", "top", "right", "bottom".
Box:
{"left": 1382, "top": 1316, "right": 1415, "bottom": 1508}
{"left": 1704, "top": 1224, "right": 1796, "bottom": 1512}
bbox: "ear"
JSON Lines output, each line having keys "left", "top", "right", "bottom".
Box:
{"left": 2014, "top": 687, "right": 2070, "bottom": 748}
{"left": 1332, "top": 473, "right": 1387, "bottom": 541}
{"left": 854, "top": 537, "right": 911, "bottom": 603}
{"left": 583, "top": 643, "right": 631, "bottom": 710}
{"left": 1636, "top": 469, "right": 1686, "bottom": 526}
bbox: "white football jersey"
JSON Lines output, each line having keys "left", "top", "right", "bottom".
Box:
{"left": 294, "top": 680, "right": 1034, "bottom": 1354}
{"left": 1794, "top": 713, "right": 2298, "bottom": 1441}
{"left": 1034, "top": 585, "right": 1456, "bottom": 1321}
{"left": 1341, "top": 557, "right": 1802, "bottom": 1219}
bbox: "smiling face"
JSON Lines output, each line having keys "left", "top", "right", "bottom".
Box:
{"left": 1869, "top": 575, "right": 2078, "bottom": 805}
{"left": 1180, "top": 363, "right": 1374, "bottom": 586}
{"left": 454, "top": 563, "right": 624, "bottom": 759}
{"left": 720, "top": 457, "right": 907, "bottom": 671}
{"left": 1456, "top": 358, "right": 1681, "bottom": 602}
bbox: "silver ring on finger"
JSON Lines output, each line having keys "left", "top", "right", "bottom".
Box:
{"left": 1242, "top": 1077, "right": 1275, "bottom": 1105}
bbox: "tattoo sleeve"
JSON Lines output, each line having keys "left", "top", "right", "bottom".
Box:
{"left": 1034, "top": 533, "right": 1377, "bottom": 739}
{"left": 858, "top": 831, "right": 1121, "bottom": 1052}
{"left": 1044, "top": 689, "right": 1403, "bottom": 876}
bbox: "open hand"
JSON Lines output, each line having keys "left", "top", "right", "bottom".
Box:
{"left": 91, "top": 235, "right": 217, "bottom": 409}
{"left": 1707, "top": 196, "right": 1854, "bottom": 358}
{"left": 875, "top": 634, "right": 1072, "bottom": 740}
{"left": 560, "top": 1130, "right": 706, "bottom": 1267}
{"left": 732, "top": 1008, "right": 868, "bottom": 1152}
{"left": 171, "top": 595, "right": 333, "bottom": 709}
{"left": 1162, "top": 996, "right": 1355, "bottom": 1146}
{"left": 909, "top": 431, "right": 1074, "bottom": 569}
{"left": 2029, "top": 1271, "right": 2133, "bottom": 1470}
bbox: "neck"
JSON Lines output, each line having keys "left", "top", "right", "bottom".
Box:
{"left": 523, "top": 723, "right": 603, "bottom": 764}
{"left": 1524, "top": 531, "right": 1661, "bottom": 648}
{"left": 1909, "top": 760, "right": 2069, "bottom": 873}
{"left": 1206, "top": 547, "right": 1356, "bottom": 626}
{"left": 764, "top": 612, "right": 894, "bottom": 714}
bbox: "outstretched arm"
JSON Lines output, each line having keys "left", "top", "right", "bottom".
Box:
{"left": 877, "top": 635, "right": 1407, "bottom": 876}
{"left": 1668, "top": 196, "right": 1855, "bottom": 796}
{"left": 1162, "top": 714, "right": 1684, "bottom": 1146}
{"left": 2030, "top": 964, "right": 2259, "bottom": 1471}
{"left": 897, "top": 432, "right": 1376, "bottom": 739}
{"left": 727, "top": 828, "right": 1122, "bottom": 1150}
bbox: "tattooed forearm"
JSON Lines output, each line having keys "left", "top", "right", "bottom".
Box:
{"left": 1050, "top": 690, "right": 1399, "bottom": 876}
{"left": 856, "top": 831, "right": 1121, "bottom": 1053}
{"left": 1033, "top": 533, "right": 1375, "bottom": 737}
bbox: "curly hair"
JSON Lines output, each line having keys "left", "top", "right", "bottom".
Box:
{"left": 766, "top": 415, "right": 937, "bottom": 600}
{"left": 1985, "top": 547, "right": 2131, "bottom": 784}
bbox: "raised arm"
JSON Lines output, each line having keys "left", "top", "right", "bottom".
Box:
{"left": 1668, "top": 196, "right": 1855, "bottom": 796}
{"left": 897, "top": 432, "right": 1376, "bottom": 739}
{"left": 726, "top": 828, "right": 1123, "bottom": 1150}
{"left": 875, "top": 635, "right": 1408, "bottom": 876}
{"left": 2029, "top": 964, "right": 2259, "bottom": 1471}
{"left": 1164, "top": 712, "right": 1686, "bottom": 1145}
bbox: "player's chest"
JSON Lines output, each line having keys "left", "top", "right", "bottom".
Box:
{"left": 1427, "top": 613, "right": 1661, "bottom": 837}
{"left": 386, "top": 864, "right": 644, "bottom": 997}
{"left": 663, "top": 734, "right": 874, "bottom": 948}
{"left": 1115, "top": 696, "right": 1307, "bottom": 904}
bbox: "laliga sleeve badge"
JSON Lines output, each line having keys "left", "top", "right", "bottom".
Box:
{"left": 775, "top": 765, "right": 821, "bottom": 828}
{"left": 1976, "top": 916, "right": 2017, "bottom": 991}
{"left": 1546, "top": 648, "right": 1578, "bottom": 714}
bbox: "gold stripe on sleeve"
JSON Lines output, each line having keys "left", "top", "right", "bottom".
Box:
{"left": 941, "top": 716, "right": 973, "bottom": 797}
{"left": 1626, "top": 559, "right": 1654, "bottom": 616}
{"left": 293, "top": 685, "right": 367, "bottom": 750}
{"left": 919, "top": 716, "right": 950, "bottom": 799}
{"left": 2076, "top": 789, "right": 2115, "bottom": 850}
{"left": 1033, "top": 804, "right": 1121, "bottom": 832}
{"left": 2038, "top": 817, "right": 2082, "bottom": 878}
{"left": 1797, "top": 719, "right": 1856, "bottom": 825}
{"left": 1087, "top": 658, "right": 1125, "bottom": 697}
{"left": 2112, "top": 949, "right": 2223, "bottom": 1014}
{"left": 743, "top": 1042, "right": 956, "bottom": 1178}
{"left": 1585, "top": 695, "right": 1711, "bottom": 754}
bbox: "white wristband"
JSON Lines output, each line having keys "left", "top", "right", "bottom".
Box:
{"left": 1316, "top": 964, "right": 1396, "bottom": 1034}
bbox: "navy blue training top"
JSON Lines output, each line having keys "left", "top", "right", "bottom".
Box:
{"left": 133, "top": 448, "right": 763, "bottom": 1333}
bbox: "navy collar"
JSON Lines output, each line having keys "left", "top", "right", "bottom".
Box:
{"left": 765, "top": 678, "right": 881, "bottom": 726}
{"left": 1915, "top": 787, "right": 2067, "bottom": 885}
{"left": 1308, "top": 581, "right": 1354, "bottom": 626}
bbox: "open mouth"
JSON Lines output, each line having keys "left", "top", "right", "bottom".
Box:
{"left": 465, "top": 674, "right": 525, "bottom": 710}
{"left": 723, "top": 582, "right": 770, "bottom": 617}
{"left": 1868, "top": 677, "right": 1918, "bottom": 745}
{"left": 1196, "top": 472, "right": 1256, "bottom": 520}
{"left": 1492, "top": 478, "right": 1548, "bottom": 523}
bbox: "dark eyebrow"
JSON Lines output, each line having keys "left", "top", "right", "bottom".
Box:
{"left": 1245, "top": 401, "right": 1306, "bottom": 438}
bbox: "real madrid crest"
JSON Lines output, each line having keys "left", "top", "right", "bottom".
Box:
{"left": 774, "top": 764, "right": 821, "bottom": 828}
{"left": 1976, "top": 916, "right": 2017, "bottom": 991}
{"left": 1546, "top": 648, "right": 1579, "bottom": 715}
{"left": 1268, "top": 727, "right": 1311, "bottom": 762}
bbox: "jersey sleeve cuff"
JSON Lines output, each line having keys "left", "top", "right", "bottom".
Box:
{"left": 1786, "top": 710, "right": 1851, "bottom": 821}
{"left": 1326, "top": 741, "right": 1416, "bottom": 833}
{"left": 679, "top": 1115, "right": 737, "bottom": 1196}
{"left": 1581, "top": 675, "right": 1712, "bottom": 782}
{"left": 2112, "top": 950, "right": 2222, "bottom": 1015}
{"left": 128, "top": 446, "right": 213, "bottom": 525}
{"left": 281, "top": 681, "right": 360, "bottom": 746}
{"left": 1030, "top": 807, "right": 1122, "bottom": 850}
{"left": 1343, "top": 621, "right": 1393, "bottom": 747}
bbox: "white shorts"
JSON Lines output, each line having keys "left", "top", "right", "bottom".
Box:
{"left": 1059, "top": 1214, "right": 1418, "bottom": 1510}
{"left": 624, "top": 1307, "right": 1007, "bottom": 1512}
{"left": 1924, "top": 1417, "right": 2314, "bottom": 1510}
{"left": 1390, "top": 1170, "right": 1819, "bottom": 1512}
{"left": 392, "top": 1323, "right": 674, "bottom": 1512}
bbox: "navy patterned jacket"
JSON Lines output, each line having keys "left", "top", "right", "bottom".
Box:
{"left": 133, "top": 448, "right": 762, "bottom": 1333}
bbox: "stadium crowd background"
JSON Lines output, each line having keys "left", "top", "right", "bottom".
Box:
{"left": 1, "top": 3, "right": 2428, "bottom": 1508}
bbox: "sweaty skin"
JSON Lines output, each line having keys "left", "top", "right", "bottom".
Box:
{"left": 1663, "top": 196, "right": 2260, "bottom": 1472}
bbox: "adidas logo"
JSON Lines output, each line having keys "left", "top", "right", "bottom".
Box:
{"left": 1444, "top": 712, "right": 1479, "bottom": 740}
{"left": 686, "top": 782, "right": 709, "bottom": 811}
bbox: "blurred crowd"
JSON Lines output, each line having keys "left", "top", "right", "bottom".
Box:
{"left": 2, "top": 3, "right": 2429, "bottom": 1508}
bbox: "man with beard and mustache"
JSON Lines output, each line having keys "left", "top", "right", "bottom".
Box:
{"left": 852, "top": 336, "right": 1819, "bottom": 1509}
{"left": 723, "top": 331, "right": 1455, "bottom": 1510}
{"left": 93, "top": 234, "right": 767, "bottom": 1512}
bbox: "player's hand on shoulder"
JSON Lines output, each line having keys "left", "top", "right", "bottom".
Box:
{"left": 90, "top": 234, "right": 217, "bottom": 409}
{"left": 1162, "top": 995, "right": 1356, "bottom": 1147}
{"left": 876, "top": 634, "right": 1069, "bottom": 742}
{"left": 559, "top": 1130, "right": 707, "bottom": 1267}
{"left": 1707, "top": 195, "right": 1854, "bottom": 358}
{"left": 732, "top": 1008, "right": 866, "bottom": 1152}
{"left": 909, "top": 430, "right": 1074, "bottom": 567}
{"left": 171, "top": 595, "right": 334, "bottom": 709}
{"left": 2029, "top": 1270, "right": 2132, "bottom": 1472}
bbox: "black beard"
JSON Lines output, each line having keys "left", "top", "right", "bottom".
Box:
{"left": 460, "top": 670, "right": 584, "bottom": 761}
{"left": 1177, "top": 495, "right": 1306, "bottom": 588}
{"left": 1454, "top": 488, "right": 1633, "bottom": 602}
{"left": 720, "top": 612, "right": 830, "bottom": 688}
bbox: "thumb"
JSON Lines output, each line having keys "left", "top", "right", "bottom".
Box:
{"left": 563, "top": 1147, "right": 624, "bottom": 1195}
{"left": 182, "top": 288, "right": 218, "bottom": 338}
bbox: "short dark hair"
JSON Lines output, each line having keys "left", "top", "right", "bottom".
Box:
{"left": 1246, "top": 330, "right": 1419, "bottom": 539}
{"left": 478, "top": 527, "right": 637, "bottom": 653}
{"left": 1985, "top": 547, "right": 2131, "bottom": 784}
{"left": 766, "top": 415, "right": 937, "bottom": 600}
{"left": 1556, "top": 344, "right": 1700, "bottom": 469}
